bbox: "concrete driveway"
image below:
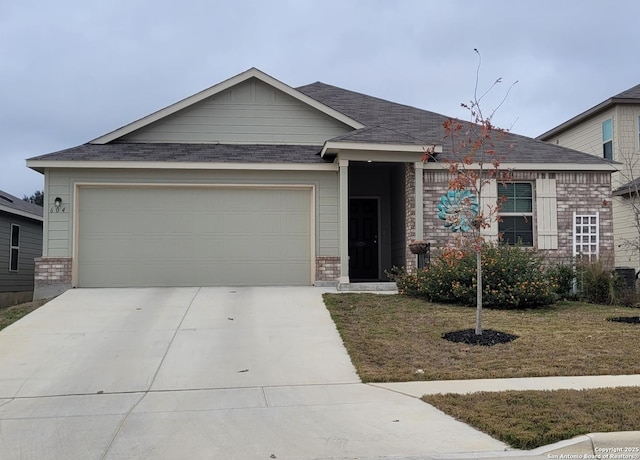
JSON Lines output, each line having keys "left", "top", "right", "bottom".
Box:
{"left": 0, "top": 287, "right": 505, "bottom": 459}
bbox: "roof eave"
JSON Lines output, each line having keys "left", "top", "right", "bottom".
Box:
{"left": 25, "top": 159, "right": 338, "bottom": 172}
{"left": 0, "top": 204, "right": 44, "bottom": 221}
{"left": 423, "top": 161, "right": 617, "bottom": 172}
{"left": 320, "top": 141, "right": 442, "bottom": 158}
{"left": 538, "top": 96, "right": 640, "bottom": 140}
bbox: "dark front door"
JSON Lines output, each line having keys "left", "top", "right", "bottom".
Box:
{"left": 349, "top": 198, "right": 379, "bottom": 281}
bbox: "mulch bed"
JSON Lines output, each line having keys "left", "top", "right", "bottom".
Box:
{"left": 607, "top": 316, "right": 640, "bottom": 324}
{"left": 442, "top": 329, "right": 518, "bottom": 346}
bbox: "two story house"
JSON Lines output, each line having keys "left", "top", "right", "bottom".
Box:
{"left": 538, "top": 84, "right": 640, "bottom": 273}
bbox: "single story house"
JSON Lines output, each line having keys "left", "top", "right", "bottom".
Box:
{"left": 27, "top": 68, "right": 616, "bottom": 297}
{"left": 0, "top": 190, "right": 43, "bottom": 306}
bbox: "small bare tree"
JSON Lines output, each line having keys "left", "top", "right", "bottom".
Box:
{"left": 425, "top": 50, "right": 516, "bottom": 335}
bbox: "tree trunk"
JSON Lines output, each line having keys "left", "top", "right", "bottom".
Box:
{"left": 475, "top": 249, "right": 483, "bottom": 335}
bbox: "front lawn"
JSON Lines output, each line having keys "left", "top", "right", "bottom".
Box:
{"left": 323, "top": 293, "right": 640, "bottom": 382}
{"left": 324, "top": 293, "right": 640, "bottom": 449}
{"left": 423, "top": 387, "right": 640, "bottom": 449}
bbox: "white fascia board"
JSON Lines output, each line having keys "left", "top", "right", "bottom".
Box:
{"left": 321, "top": 141, "right": 442, "bottom": 157}
{"left": 422, "top": 162, "right": 618, "bottom": 172}
{"left": 91, "top": 68, "right": 363, "bottom": 144}
{"left": 0, "top": 204, "right": 44, "bottom": 222}
{"left": 26, "top": 160, "right": 338, "bottom": 172}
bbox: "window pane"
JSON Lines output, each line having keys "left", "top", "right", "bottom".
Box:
{"left": 10, "top": 248, "right": 18, "bottom": 271}
{"left": 498, "top": 183, "right": 532, "bottom": 213}
{"left": 603, "top": 141, "right": 613, "bottom": 160}
{"left": 11, "top": 225, "right": 19, "bottom": 247}
{"left": 602, "top": 119, "right": 612, "bottom": 142}
{"left": 499, "top": 216, "right": 533, "bottom": 246}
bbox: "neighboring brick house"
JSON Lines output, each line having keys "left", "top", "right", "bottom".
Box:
{"left": 538, "top": 83, "right": 640, "bottom": 272}
{"left": 0, "top": 190, "right": 43, "bottom": 306}
{"left": 26, "top": 68, "right": 615, "bottom": 296}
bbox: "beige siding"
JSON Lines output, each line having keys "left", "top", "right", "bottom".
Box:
{"left": 613, "top": 197, "right": 640, "bottom": 271}
{"left": 613, "top": 105, "right": 640, "bottom": 188}
{"left": 120, "top": 78, "right": 351, "bottom": 145}
{"left": 545, "top": 108, "right": 616, "bottom": 157}
{"left": 43, "top": 167, "right": 339, "bottom": 260}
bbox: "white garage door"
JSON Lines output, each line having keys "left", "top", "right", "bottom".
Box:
{"left": 77, "top": 186, "right": 312, "bottom": 287}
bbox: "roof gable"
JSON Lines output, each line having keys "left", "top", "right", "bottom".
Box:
{"left": 92, "top": 68, "right": 364, "bottom": 145}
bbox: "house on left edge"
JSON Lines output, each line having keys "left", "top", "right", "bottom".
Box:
{"left": 0, "top": 190, "right": 43, "bottom": 306}
{"left": 26, "top": 68, "right": 617, "bottom": 298}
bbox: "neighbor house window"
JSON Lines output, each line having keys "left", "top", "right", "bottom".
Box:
{"left": 498, "top": 183, "right": 533, "bottom": 246}
{"left": 638, "top": 116, "right": 640, "bottom": 150}
{"left": 9, "top": 224, "right": 20, "bottom": 272}
{"left": 602, "top": 118, "right": 613, "bottom": 160}
{"left": 573, "top": 213, "right": 599, "bottom": 261}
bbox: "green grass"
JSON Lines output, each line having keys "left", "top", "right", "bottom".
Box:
{"left": 0, "top": 298, "right": 49, "bottom": 331}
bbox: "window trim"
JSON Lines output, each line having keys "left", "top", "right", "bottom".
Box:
{"left": 498, "top": 182, "right": 534, "bottom": 246}
{"left": 573, "top": 212, "right": 599, "bottom": 261}
{"left": 9, "top": 223, "right": 20, "bottom": 272}
{"left": 602, "top": 118, "right": 613, "bottom": 160}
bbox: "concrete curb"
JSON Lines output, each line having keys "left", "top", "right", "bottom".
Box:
{"left": 428, "top": 431, "right": 640, "bottom": 459}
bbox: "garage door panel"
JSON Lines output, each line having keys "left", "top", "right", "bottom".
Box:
{"left": 78, "top": 187, "right": 312, "bottom": 287}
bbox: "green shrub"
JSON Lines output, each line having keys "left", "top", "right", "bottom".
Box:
{"left": 547, "top": 263, "right": 576, "bottom": 299}
{"left": 391, "top": 244, "right": 556, "bottom": 309}
{"left": 575, "top": 260, "right": 638, "bottom": 306}
{"left": 575, "top": 259, "right": 614, "bottom": 305}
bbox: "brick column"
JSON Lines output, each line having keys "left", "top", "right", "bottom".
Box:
{"left": 34, "top": 257, "right": 72, "bottom": 300}
{"left": 315, "top": 256, "right": 340, "bottom": 286}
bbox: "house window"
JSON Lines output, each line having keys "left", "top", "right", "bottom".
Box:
{"left": 9, "top": 224, "right": 20, "bottom": 272}
{"left": 638, "top": 116, "right": 640, "bottom": 150}
{"left": 498, "top": 183, "right": 533, "bottom": 246}
{"left": 573, "top": 213, "right": 599, "bottom": 261}
{"left": 602, "top": 118, "right": 613, "bottom": 160}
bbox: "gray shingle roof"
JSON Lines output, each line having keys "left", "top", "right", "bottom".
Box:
{"left": 612, "top": 83, "right": 640, "bottom": 100}
{"left": 0, "top": 189, "right": 43, "bottom": 218}
{"left": 29, "top": 144, "right": 328, "bottom": 164}
{"left": 297, "top": 82, "right": 613, "bottom": 165}
{"left": 28, "top": 74, "right": 615, "bottom": 167}
{"left": 538, "top": 82, "right": 640, "bottom": 140}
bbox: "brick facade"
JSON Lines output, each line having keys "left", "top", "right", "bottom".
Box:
{"left": 421, "top": 169, "right": 614, "bottom": 263}
{"left": 34, "top": 257, "right": 72, "bottom": 300}
{"left": 315, "top": 256, "right": 340, "bottom": 282}
{"left": 404, "top": 163, "right": 417, "bottom": 271}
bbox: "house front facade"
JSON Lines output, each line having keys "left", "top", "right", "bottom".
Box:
{"left": 538, "top": 83, "right": 640, "bottom": 272}
{"left": 27, "top": 69, "right": 615, "bottom": 297}
{"left": 0, "top": 190, "right": 43, "bottom": 306}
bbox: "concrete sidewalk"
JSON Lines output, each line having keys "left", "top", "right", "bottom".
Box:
{"left": 373, "top": 376, "right": 640, "bottom": 459}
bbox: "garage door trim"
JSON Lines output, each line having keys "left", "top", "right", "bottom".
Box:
{"left": 72, "top": 182, "right": 316, "bottom": 287}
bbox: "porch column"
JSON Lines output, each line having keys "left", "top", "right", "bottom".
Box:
{"left": 338, "top": 159, "right": 350, "bottom": 284}
{"left": 414, "top": 161, "right": 424, "bottom": 241}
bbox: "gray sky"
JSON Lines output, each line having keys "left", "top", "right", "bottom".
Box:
{"left": 2, "top": 0, "right": 640, "bottom": 198}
